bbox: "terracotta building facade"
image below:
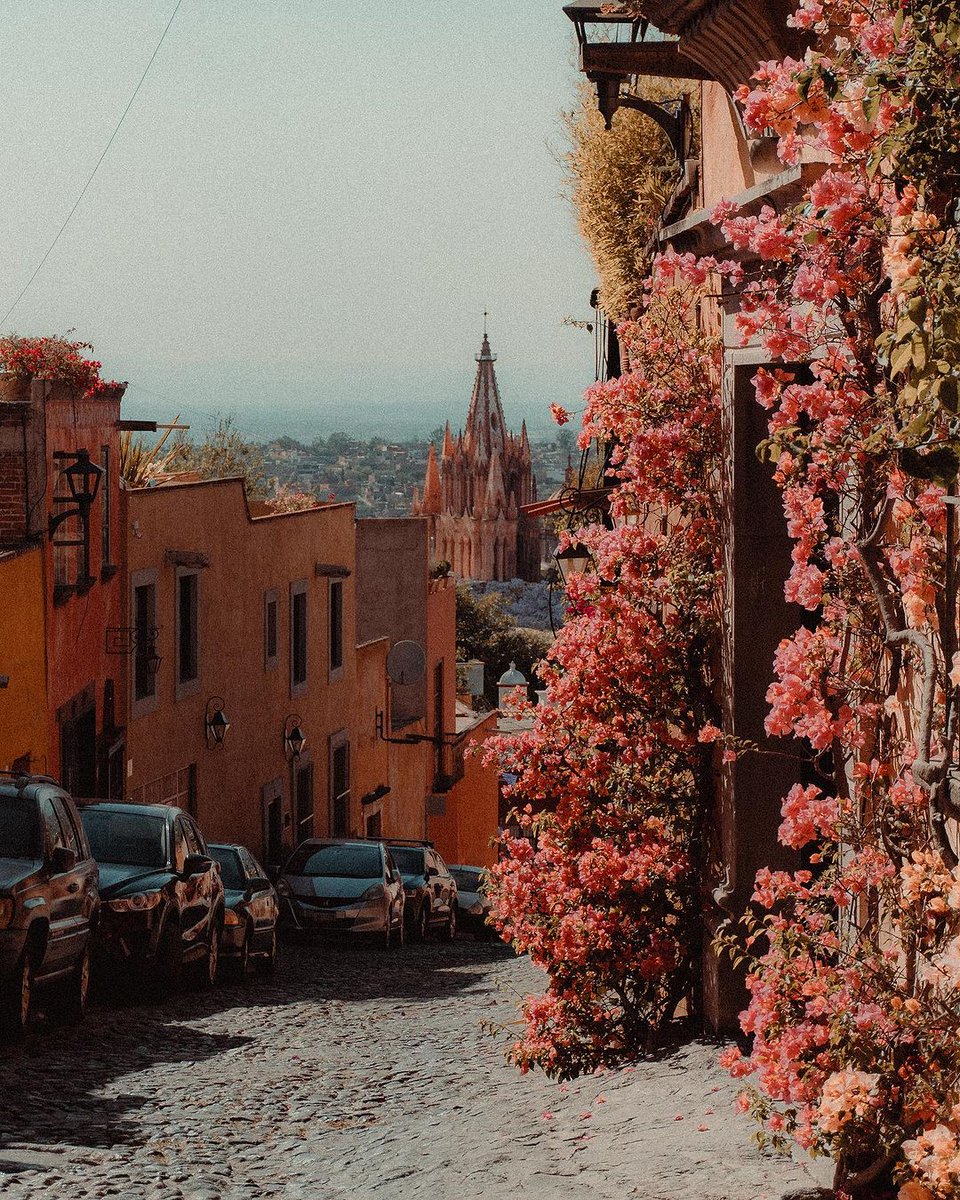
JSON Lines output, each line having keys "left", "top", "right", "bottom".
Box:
{"left": 124, "top": 481, "right": 360, "bottom": 872}
{"left": 412, "top": 335, "right": 540, "bottom": 582}
{"left": 0, "top": 377, "right": 127, "bottom": 795}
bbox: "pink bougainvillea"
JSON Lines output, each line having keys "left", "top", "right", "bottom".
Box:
{"left": 486, "top": 266, "right": 724, "bottom": 1078}
{"left": 710, "top": 0, "right": 960, "bottom": 1193}
{"left": 0, "top": 334, "right": 119, "bottom": 398}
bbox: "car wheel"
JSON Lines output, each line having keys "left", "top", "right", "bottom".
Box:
{"left": 1, "top": 949, "right": 33, "bottom": 1038}
{"left": 383, "top": 906, "right": 394, "bottom": 949}
{"left": 392, "top": 907, "right": 406, "bottom": 949}
{"left": 153, "top": 918, "right": 184, "bottom": 998}
{"left": 196, "top": 918, "right": 221, "bottom": 989}
{"left": 57, "top": 944, "right": 91, "bottom": 1023}
{"left": 441, "top": 902, "right": 458, "bottom": 943}
{"left": 255, "top": 927, "right": 278, "bottom": 976}
{"left": 237, "top": 925, "right": 252, "bottom": 980}
{"left": 415, "top": 902, "right": 430, "bottom": 943}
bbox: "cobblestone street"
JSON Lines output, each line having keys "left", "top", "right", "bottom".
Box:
{"left": 0, "top": 939, "right": 826, "bottom": 1200}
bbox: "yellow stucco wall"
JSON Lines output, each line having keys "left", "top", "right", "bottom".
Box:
{"left": 0, "top": 547, "right": 49, "bottom": 773}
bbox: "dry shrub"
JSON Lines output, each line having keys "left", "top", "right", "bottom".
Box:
{"left": 562, "top": 80, "right": 695, "bottom": 318}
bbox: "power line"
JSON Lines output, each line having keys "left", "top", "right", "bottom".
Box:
{"left": 1, "top": 0, "right": 186, "bottom": 328}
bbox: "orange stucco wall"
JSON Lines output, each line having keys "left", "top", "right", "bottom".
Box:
{"left": 43, "top": 384, "right": 126, "bottom": 786}
{"left": 429, "top": 713, "right": 500, "bottom": 869}
{"left": 354, "top": 638, "right": 390, "bottom": 836}
{"left": 0, "top": 547, "right": 49, "bottom": 773}
{"left": 696, "top": 81, "right": 795, "bottom": 215}
{"left": 126, "top": 479, "right": 359, "bottom": 867}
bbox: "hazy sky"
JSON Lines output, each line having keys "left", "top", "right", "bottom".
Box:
{"left": 0, "top": 2, "right": 598, "bottom": 440}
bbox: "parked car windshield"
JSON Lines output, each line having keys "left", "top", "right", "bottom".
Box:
{"left": 81, "top": 809, "right": 167, "bottom": 869}
{"left": 286, "top": 843, "right": 382, "bottom": 879}
{"left": 451, "top": 868, "right": 483, "bottom": 892}
{"left": 388, "top": 846, "right": 425, "bottom": 874}
{"left": 209, "top": 846, "right": 245, "bottom": 890}
{"left": 0, "top": 797, "right": 42, "bottom": 860}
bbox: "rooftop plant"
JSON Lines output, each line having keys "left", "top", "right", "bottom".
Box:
{"left": 0, "top": 334, "right": 119, "bottom": 398}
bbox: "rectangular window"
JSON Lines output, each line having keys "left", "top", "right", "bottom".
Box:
{"left": 330, "top": 734, "right": 350, "bottom": 837}
{"left": 176, "top": 569, "right": 200, "bottom": 694}
{"left": 264, "top": 589, "right": 278, "bottom": 670}
{"left": 132, "top": 575, "right": 158, "bottom": 708}
{"left": 433, "top": 658, "right": 445, "bottom": 785}
{"left": 290, "top": 580, "right": 307, "bottom": 695}
{"left": 295, "top": 761, "right": 314, "bottom": 842}
{"left": 100, "top": 444, "right": 112, "bottom": 572}
{"left": 329, "top": 580, "right": 343, "bottom": 677}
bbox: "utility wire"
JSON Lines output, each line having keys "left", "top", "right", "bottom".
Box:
{"left": 1, "top": 0, "right": 185, "bottom": 328}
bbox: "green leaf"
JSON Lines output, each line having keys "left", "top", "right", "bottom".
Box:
{"left": 901, "top": 410, "right": 935, "bottom": 440}
{"left": 899, "top": 445, "right": 960, "bottom": 485}
{"left": 890, "top": 342, "right": 913, "bottom": 377}
{"left": 862, "top": 91, "right": 882, "bottom": 124}
{"left": 939, "top": 378, "right": 960, "bottom": 413}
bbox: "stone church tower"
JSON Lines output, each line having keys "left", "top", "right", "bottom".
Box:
{"left": 412, "top": 333, "right": 540, "bottom": 581}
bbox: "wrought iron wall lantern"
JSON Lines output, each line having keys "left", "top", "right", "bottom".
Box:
{"left": 106, "top": 624, "right": 162, "bottom": 675}
{"left": 563, "top": 0, "right": 699, "bottom": 154}
{"left": 283, "top": 715, "right": 307, "bottom": 760}
{"left": 139, "top": 630, "right": 163, "bottom": 678}
{"left": 554, "top": 542, "right": 596, "bottom": 587}
{"left": 205, "top": 697, "right": 230, "bottom": 748}
{"left": 49, "top": 449, "right": 104, "bottom": 592}
{"left": 361, "top": 783, "right": 391, "bottom": 807}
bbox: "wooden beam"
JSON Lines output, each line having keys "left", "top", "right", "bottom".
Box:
{"left": 581, "top": 41, "right": 714, "bottom": 80}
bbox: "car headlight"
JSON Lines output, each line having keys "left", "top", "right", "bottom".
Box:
{"left": 360, "top": 884, "right": 384, "bottom": 901}
{"left": 106, "top": 892, "right": 162, "bottom": 913}
{"left": 223, "top": 908, "right": 242, "bottom": 926}
{"left": 0, "top": 898, "right": 14, "bottom": 929}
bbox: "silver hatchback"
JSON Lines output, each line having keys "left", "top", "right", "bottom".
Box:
{"left": 278, "top": 839, "right": 405, "bottom": 947}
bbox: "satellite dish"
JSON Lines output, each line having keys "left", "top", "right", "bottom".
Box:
{"left": 386, "top": 640, "right": 426, "bottom": 687}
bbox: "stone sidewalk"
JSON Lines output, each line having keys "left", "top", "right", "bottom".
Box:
{"left": 0, "top": 938, "right": 827, "bottom": 1199}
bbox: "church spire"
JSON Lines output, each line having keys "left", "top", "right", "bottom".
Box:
{"left": 421, "top": 443, "right": 441, "bottom": 514}
{"left": 464, "top": 325, "right": 507, "bottom": 464}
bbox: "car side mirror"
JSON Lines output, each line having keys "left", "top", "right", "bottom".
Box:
{"left": 427, "top": 866, "right": 439, "bottom": 878}
{"left": 246, "top": 876, "right": 270, "bottom": 894}
{"left": 50, "top": 845, "right": 77, "bottom": 874}
{"left": 392, "top": 869, "right": 402, "bottom": 883}
{"left": 183, "top": 853, "right": 212, "bottom": 877}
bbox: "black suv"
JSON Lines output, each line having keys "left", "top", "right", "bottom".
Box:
{"left": 81, "top": 803, "right": 224, "bottom": 994}
{"left": 0, "top": 773, "right": 99, "bottom": 1037}
{"left": 386, "top": 841, "right": 459, "bottom": 942}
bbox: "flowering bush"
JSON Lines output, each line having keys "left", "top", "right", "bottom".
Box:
{"left": 0, "top": 335, "right": 118, "bottom": 397}
{"left": 486, "top": 267, "right": 724, "bottom": 1077}
{"left": 266, "top": 483, "right": 321, "bottom": 512}
{"left": 710, "top": 0, "right": 960, "bottom": 1193}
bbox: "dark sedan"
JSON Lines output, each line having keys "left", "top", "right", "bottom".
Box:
{"left": 448, "top": 865, "right": 494, "bottom": 939}
{"left": 208, "top": 843, "right": 279, "bottom": 977}
{"left": 80, "top": 803, "right": 224, "bottom": 994}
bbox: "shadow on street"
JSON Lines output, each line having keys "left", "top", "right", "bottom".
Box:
{"left": 0, "top": 936, "right": 514, "bottom": 1158}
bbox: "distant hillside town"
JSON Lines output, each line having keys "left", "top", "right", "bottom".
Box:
{"left": 259, "top": 429, "right": 575, "bottom": 523}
